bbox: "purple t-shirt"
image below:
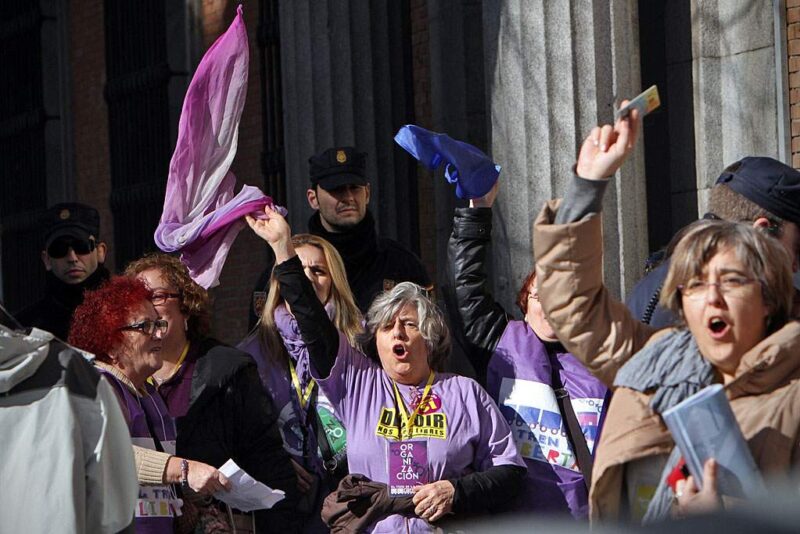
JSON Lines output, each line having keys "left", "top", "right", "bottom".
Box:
{"left": 489, "top": 320, "right": 610, "bottom": 518}
{"left": 238, "top": 306, "right": 347, "bottom": 480}
{"left": 155, "top": 343, "right": 199, "bottom": 419}
{"left": 313, "top": 335, "right": 524, "bottom": 533}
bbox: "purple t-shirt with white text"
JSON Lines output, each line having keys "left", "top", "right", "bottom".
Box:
{"left": 313, "top": 335, "right": 524, "bottom": 533}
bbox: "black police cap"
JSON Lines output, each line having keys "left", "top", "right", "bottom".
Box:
{"left": 715, "top": 157, "right": 800, "bottom": 227}
{"left": 308, "top": 147, "right": 368, "bottom": 191}
{"left": 42, "top": 202, "right": 100, "bottom": 247}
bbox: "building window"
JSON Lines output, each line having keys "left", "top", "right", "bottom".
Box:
{"left": 104, "top": 0, "right": 174, "bottom": 269}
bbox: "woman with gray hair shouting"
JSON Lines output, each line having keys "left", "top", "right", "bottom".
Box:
{"left": 247, "top": 206, "right": 525, "bottom": 533}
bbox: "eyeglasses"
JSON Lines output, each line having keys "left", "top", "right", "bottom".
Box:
{"left": 678, "top": 276, "right": 757, "bottom": 300}
{"left": 118, "top": 319, "right": 168, "bottom": 338}
{"left": 47, "top": 237, "right": 96, "bottom": 258}
{"left": 151, "top": 292, "right": 180, "bottom": 306}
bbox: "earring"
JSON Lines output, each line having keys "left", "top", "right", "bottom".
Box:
{"left": 184, "top": 318, "right": 189, "bottom": 332}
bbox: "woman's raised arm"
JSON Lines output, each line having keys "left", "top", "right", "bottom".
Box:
{"left": 247, "top": 207, "right": 339, "bottom": 377}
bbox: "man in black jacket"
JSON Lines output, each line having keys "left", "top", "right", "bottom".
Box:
{"left": 627, "top": 156, "right": 800, "bottom": 326}
{"left": 16, "top": 203, "right": 110, "bottom": 339}
{"left": 249, "top": 146, "right": 430, "bottom": 327}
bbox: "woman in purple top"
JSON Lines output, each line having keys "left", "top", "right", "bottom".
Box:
{"left": 69, "top": 276, "right": 230, "bottom": 534}
{"left": 238, "top": 233, "right": 362, "bottom": 532}
{"left": 247, "top": 206, "right": 526, "bottom": 533}
{"left": 125, "top": 253, "right": 300, "bottom": 532}
{"left": 448, "top": 181, "right": 611, "bottom": 518}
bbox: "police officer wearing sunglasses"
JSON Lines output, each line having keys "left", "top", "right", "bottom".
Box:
{"left": 16, "top": 202, "right": 109, "bottom": 340}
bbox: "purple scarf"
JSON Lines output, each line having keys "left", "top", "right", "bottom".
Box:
{"left": 154, "top": 6, "right": 285, "bottom": 288}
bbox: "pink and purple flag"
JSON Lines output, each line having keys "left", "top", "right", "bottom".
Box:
{"left": 155, "top": 6, "right": 285, "bottom": 288}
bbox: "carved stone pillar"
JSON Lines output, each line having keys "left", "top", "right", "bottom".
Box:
{"left": 481, "top": 0, "right": 649, "bottom": 308}
{"left": 691, "top": 0, "right": 783, "bottom": 212}
{"left": 278, "top": 0, "right": 418, "bottom": 245}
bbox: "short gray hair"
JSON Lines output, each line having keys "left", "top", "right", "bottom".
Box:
{"left": 358, "top": 282, "right": 451, "bottom": 370}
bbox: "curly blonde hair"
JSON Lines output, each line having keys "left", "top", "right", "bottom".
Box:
{"left": 124, "top": 253, "right": 211, "bottom": 340}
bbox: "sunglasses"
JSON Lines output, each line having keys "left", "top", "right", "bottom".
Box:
{"left": 47, "top": 237, "right": 96, "bottom": 258}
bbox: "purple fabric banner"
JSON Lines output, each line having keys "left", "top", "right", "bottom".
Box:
{"left": 154, "top": 6, "right": 285, "bottom": 288}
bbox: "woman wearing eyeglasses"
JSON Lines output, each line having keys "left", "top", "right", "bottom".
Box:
{"left": 532, "top": 110, "right": 800, "bottom": 522}
{"left": 69, "top": 276, "right": 230, "bottom": 534}
{"left": 125, "top": 253, "right": 300, "bottom": 533}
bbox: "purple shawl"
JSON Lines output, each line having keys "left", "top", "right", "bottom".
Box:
{"left": 154, "top": 6, "right": 285, "bottom": 288}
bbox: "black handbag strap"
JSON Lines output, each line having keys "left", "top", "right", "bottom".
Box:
{"left": 550, "top": 357, "right": 594, "bottom": 489}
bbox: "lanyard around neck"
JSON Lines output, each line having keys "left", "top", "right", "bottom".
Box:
{"left": 289, "top": 359, "right": 316, "bottom": 410}
{"left": 392, "top": 371, "right": 435, "bottom": 439}
{"left": 148, "top": 341, "right": 190, "bottom": 387}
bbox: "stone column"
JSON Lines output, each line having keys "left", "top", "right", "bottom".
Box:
{"left": 278, "top": 0, "right": 417, "bottom": 244}
{"left": 482, "top": 0, "right": 649, "bottom": 309}
{"left": 691, "top": 0, "right": 782, "bottom": 211}
{"left": 426, "top": 0, "right": 488, "bottom": 266}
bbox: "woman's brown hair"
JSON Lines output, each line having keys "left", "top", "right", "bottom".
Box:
{"left": 661, "top": 219, "right": 792, "bottom": 333}
{"left": 516, "top": 269, "right": 537, "bottom": 315}
{"left": 125, "top": 253, "right": 211, "bottom": 340}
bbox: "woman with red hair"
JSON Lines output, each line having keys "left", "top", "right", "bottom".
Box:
{"left": 69, "top": 276, "right": 229, "bottom": 534}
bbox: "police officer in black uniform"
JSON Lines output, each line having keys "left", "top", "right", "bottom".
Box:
{"left": 250, "top": 146, "right": 430, "bottom": 327}
{"left": 16, "top": 203, "right": 110, "bottom": 339}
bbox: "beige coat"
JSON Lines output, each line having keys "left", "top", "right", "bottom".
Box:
{"left": 533, "top": 200, "right": 800, "bottom": 521}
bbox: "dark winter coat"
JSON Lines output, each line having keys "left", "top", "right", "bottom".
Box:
{"left": 168, "top": 338, "right": 301, "bottom": 533}
{"left": 16, "top": 266, "right": 110, "bottom": 340}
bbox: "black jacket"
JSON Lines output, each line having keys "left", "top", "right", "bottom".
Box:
{"left": 447, "top": 207, "right": 512, "bottom": 386}
{"left": 624, "top": 260, "right": 676, "bottom": 327}
{"left": 175, "top": 338, "right": 300, "bottom": 533}
{"left": 16, "top": 266, "right": 110, "bottom": 340}
{"left": 249, "top": 210, "right": 430, "bottom": 327}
